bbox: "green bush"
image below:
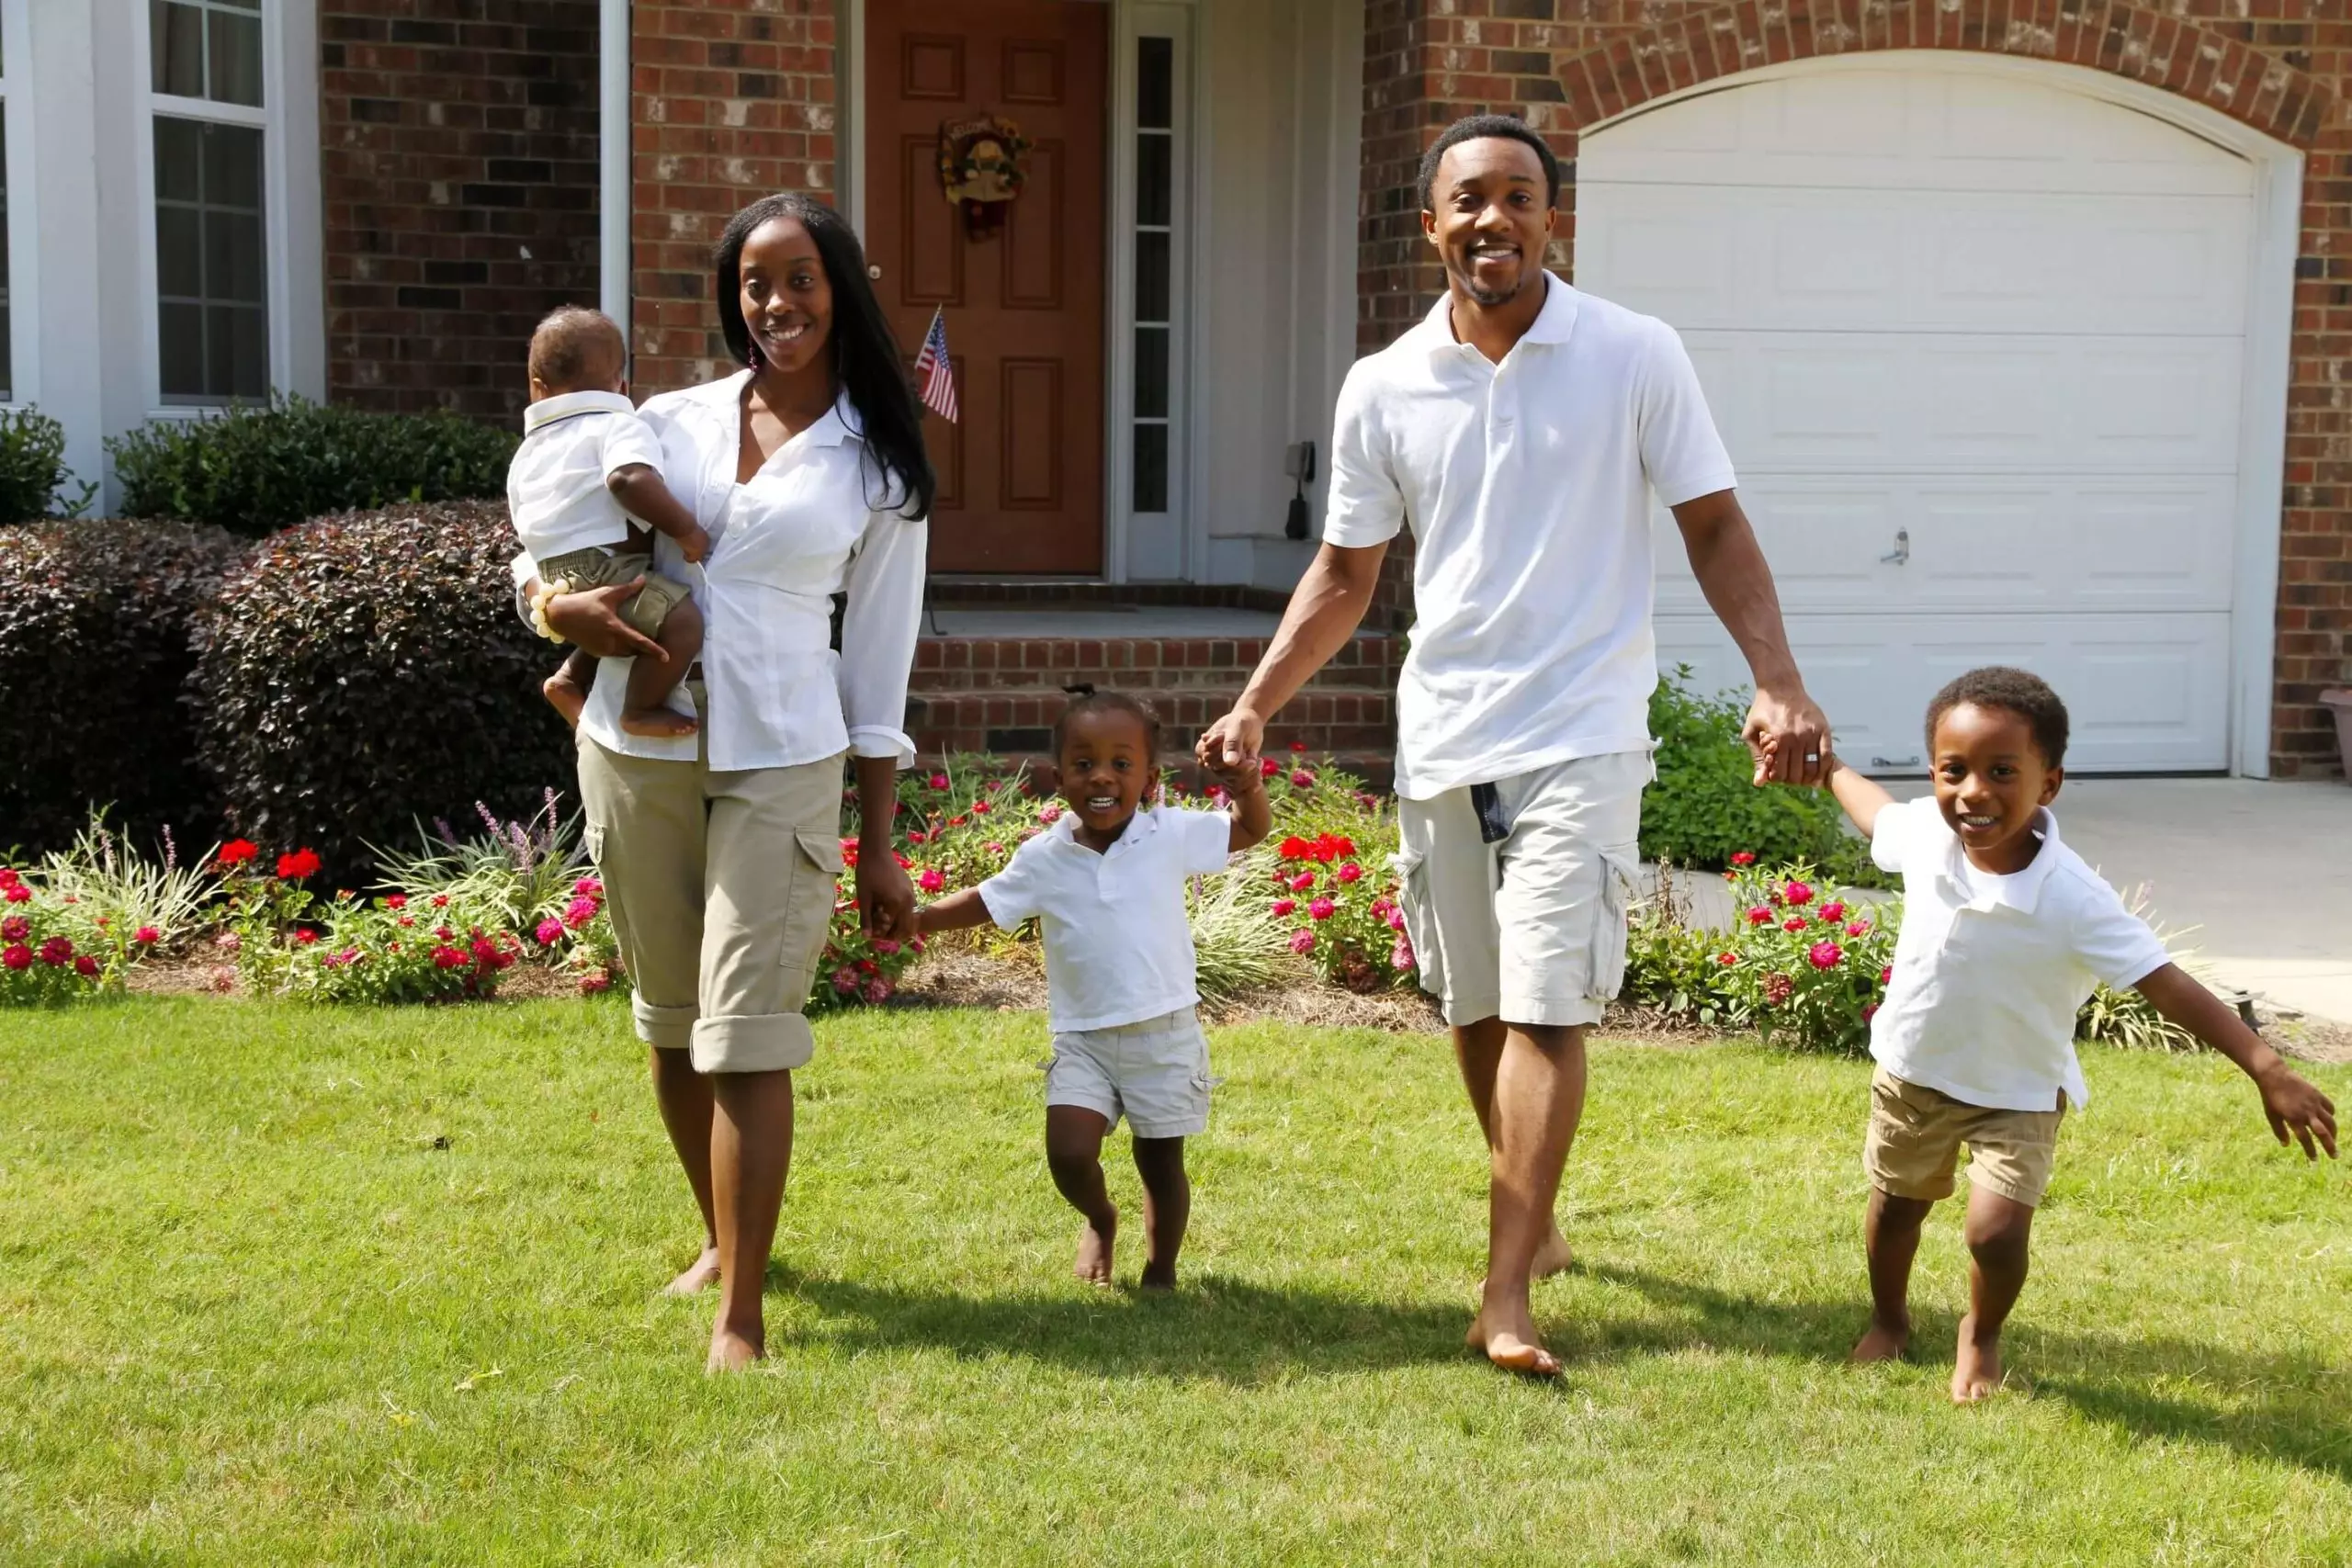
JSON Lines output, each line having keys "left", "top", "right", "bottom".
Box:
{"left": 1644, "top": 668, "right": 1883, "bottom": 886}
{"left": 107, "top": 394, "right": 517, "bottom": 538}
{"left": 0, "top": 520, "right": 247, "bottom": 857}
{"left": 188, "top": 500, "right": 573, "bottom": 880}
{"left": 0, "top": 408, "right": 96, "bottom": 525}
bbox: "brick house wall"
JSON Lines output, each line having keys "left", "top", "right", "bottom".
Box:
{"left": 320, "top": 0, "right": 604, "bottom": 423}
{"left": 1351, "top": 0, "right": 2351, "bottom": 777}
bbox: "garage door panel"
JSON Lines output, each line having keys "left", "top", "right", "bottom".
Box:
{"left": 1654, "top": 613, "right": 2233, "bottom": 772}
{"left": 1590, "top": 70, "right": 2254, "bottom": 197}
{"left": 1579, "top": 185, "right": 2252, "bottom": 335}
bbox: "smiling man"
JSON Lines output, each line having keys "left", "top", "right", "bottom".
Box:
{"left": 1199, "top": 115, "right": 1831, "bottom": 1377}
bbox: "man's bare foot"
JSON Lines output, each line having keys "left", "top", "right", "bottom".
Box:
{"left": 1464, "top": 1304, "right": 1562, "bottom": 1378}
{"left": 1532, "top": 1224, "right": 1574, "bottom": 1280}
{"left": 543, "top": 674, "right": 588, "bottom": 728}
{"left": 1849, "top": 1318, "right": 1910, "bottom": 1363}
{"left": 663, "top": 1246, "right": 721, "bottom": 1297}
{"left": 621, "top": 706, "right": 698, "bottom": 739}
{"left": 1951, "top": 1315, "right": 2006, "bottom": 1403}
{"left": 1073, "top": 1210, "right": 1116, "bottom": 1286}
{"left": 706, "top": 1325, "right": 762, "bottom": 1373}
{"left": 1138, "top": 1261, "right": 1177, "bottom": 1292}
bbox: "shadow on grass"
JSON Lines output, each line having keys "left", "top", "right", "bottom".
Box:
{"left": 1583, "top": 1262, "right": 2352, "bottom": 1486}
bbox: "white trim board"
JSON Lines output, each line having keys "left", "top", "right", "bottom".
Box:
{"left": 1582, "top": 52, "right": 2301, "bottom": 779}
{"left": 599, "top": 0, "right": 629, "bottom": 348}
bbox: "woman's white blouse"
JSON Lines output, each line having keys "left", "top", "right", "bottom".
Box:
{"left": 514, "top": 371, "right": 929, "bottom": 773}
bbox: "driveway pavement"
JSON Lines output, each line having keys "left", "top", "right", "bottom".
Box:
{"left": 1654, "top": 777, "right": 2351, "bottom": 1021}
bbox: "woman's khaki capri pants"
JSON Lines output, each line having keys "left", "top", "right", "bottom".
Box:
{"left": 578, "top": 731, "right": 844, "bottom": 1075}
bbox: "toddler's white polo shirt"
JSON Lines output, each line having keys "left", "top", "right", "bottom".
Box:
{"left": 1869, "top": 797, "right": 2171, "bottom": 1112}
{"left": 979, "top": 806, "right": 1235, "bottom": 1033}
{"left": 506, "top": 390, "right": 666, "bottom": 561}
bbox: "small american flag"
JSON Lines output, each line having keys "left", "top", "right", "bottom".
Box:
{"left": 914, "top": 306, "right": 958, "bottom": 423}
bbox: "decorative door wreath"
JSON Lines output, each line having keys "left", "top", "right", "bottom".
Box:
{"left": 939, "top": 113, "right": 1030, "bottom": 236}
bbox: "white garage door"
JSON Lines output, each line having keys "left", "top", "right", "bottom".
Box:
{"left": 1577, "top": 66, "right": 2256, "bottom": 773}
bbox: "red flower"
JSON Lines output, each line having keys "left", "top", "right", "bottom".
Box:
{"left": 1818, "top": 901, "right": 1847, "bottom": 924}
{"left": 948, "top": 815, "right": 969, "bottom": 828}
{"left": 1259, "top": 757, "right": 1280, "bottom": 779}
{"left": 37, "top": 937, "right": 73, "bottom": 965}
{"left": 1, "top": 944, "right": 28, "bottom": 971}
{"left": 293, "top": 929, "right": 319, "bottom": 945}
{"left": 1289, "top": 873, "right": 1316, "bottom": 894}
{"left": 918, "top": 867, "right": 945, "bottom": 893}
{"left": 432, "top": 945, "right": 467, "bottom": 969}
{"left": 908, "top": 829, "right": 927, "bottom": 845}
{"left": 1783, "top": 917, "right": 1806, "bottom": 932}
{"left": 1277, "top": 835, "right": 1311, "bottom": 862}
{"left": 277, "top": 848, "right": 322, "bottom": 881}
{"left": 1807, "top": 941, "right": 1843, "bottom": 971}
{"left": 1291, "top": 770, "right": 1316, "bottom": 789}
{"left": 1762, "top": 972, "right": 1794, "bottom": 1006}
{"left": 1730, "top": 852, "right": 1757, "bottom": 867}
{"left": 1862, "top": 1003, "right": 1881, "bottom": 1024}
{"left": 384, "top": 894, "right": 407, "bottom": 910}
{"left": 74, "top": 956, "right": 99, "bottom": 977}
{"left": 1271, "top": 898, "right": 1297, "bottom": 918}
{"left": 1783, "top": 880, "right": 1815, "bottom": 908}
{"left": 0, "top": 866, "right": 17, "bottom": 886}
{"left": 1747, "top": 906, "right": 1772, "bottom": 926}
{"left": 972, "top": 801, "right": 992, "bottom": 816}
{"left": 1880, "top": 965, "right": 1893, "bottom": 985}
{"left": 580, "top": 972, "right": 614, "bottom": 996}
{"left": 1716, "top": 952, "right": 1738, "bottom": 966}
{"left": 928, "top": 773, "right": 951, "bottom": 790}
{"left": 1308, "top": 897, "right": 1336, "bottom": 921}
{"left": 0, "top": 917, "right": 25, "bottom": 943}
{"left": 1336, "top": 863, "right": 1363, "bottom": 885}
{"left": 855, "top": 959, "right": 878, "bottom": 976}
{"left": 435, "top": 926, "right": 456, "bottom": 942}
{"left": 1847, "top": 920, "right": 1871, "bottom": 938}
{"left": 1290, "top": 740, "right": 1307, "bottom": 752}
{"left": 134, "top": 925, "right": 162, "bottom": 945}
{"left": 217, "top": 840, "right": 259, "bottom": 868}
{"left": 431, "top": 895, "right": 449, "bottom": 908}
{"left": 2, "top": 885, "right": 28, "bottom": 905}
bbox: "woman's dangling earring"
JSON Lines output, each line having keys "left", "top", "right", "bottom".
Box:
{"left": 746, "top": 340, "right": 763, "bottom": 372}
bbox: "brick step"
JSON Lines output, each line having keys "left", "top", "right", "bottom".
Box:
{"left": 910, "top": 631, "right": 1399, "bottom": 694}
{"left": 908, "top": 683, "right": 1394, "bottom": 765}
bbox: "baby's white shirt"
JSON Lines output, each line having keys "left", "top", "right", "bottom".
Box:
{"left": 506, "top": 390, "right": 666, "bottom": 562}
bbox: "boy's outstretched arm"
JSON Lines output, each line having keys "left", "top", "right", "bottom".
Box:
{"left": 1209, "top": 761, "right": 1272, "bottom": 853}
{"left": 608, "top": 464, "right": 713, "bottom": 562}
{"left": 912, "top": 887, "right": 994, "bottom": 938}
{"left": 1822, "top": 754, "right": 1897, "bottom": 840}
{"left": 2136, "top": 964, "right": 2338, "bottom": 1160}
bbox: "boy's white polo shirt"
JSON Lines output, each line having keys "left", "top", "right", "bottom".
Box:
{"left": 1869, "top": 797, "right": 2172, "bottom": 1112}
{"left": 1320, "top": 275, "right": 1736, "bottom": 800}
{"left": 506, "top": 390, "right": 667, "bottom": 561}
{"left": 978, "top": 806, "right": 1234, "bottom": 1033}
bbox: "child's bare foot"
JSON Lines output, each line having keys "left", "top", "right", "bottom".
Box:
{"left": 663, "top": 1246, "right": 721, "bottom": 1297}
{"left": 621, "top": 706, "right": 698, "bottom": 739}
{"left": 1464, "top": 1303, "right": 1562, "bottom": 1378}
{"left": 1849, "top": 1318, "right": 1910, "bottom": 1363}
{"left": 544, "top": 673, "right": 589, "bottom": 728}
{"left": 706, "top": 1325, "right": 762, "bottom": 1373}
{"left": 1951, "top": 1314, "right": 2006, "bottom": 1402}
{"left": 1073, "top": 1209, "right": 1116, "bottom": 1286}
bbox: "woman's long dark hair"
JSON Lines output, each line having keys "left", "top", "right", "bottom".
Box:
{"left": 714, "top": 193, "right": 936, "bottom": 521}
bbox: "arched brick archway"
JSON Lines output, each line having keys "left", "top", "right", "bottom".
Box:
{"left": 1354, "top": 0, "right": 2350, "bottom": 776}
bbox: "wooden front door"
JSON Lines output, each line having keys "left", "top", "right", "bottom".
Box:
{"left": 865, "top": 0, "right": 1107, "bottom": 575}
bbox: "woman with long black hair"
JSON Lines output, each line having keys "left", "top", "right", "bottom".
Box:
{"left": 526, "top": 192, "right": 933, "bottom": 1371}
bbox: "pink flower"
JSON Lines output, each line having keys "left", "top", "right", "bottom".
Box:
{"left": 861, "top": 975, "right": 894, "bottom": 1005}
{"left": 1271, "top": 898, "right": 1296, "bottom": 918}
{"left": 1390, "top": 938, "right": 1415, "bottom": 971}
{"left": 384, "top": 894, "right": 407, "bottom": 910}
{"left": 1040, "top": 806, "right": 1063, "bottom": 824}
{"left": 1818, "top": 901, "right": 1847, "bottom": 924}
{"left": 1862, "top": 1002, "right": 1880, "bottom": 1023}
{"left": 2, "top": 885, "right": 27, "bottom": 905}
{"left": 1747, "top": 906, "right": 1772, "bottom": 926}
{"left": 1731, "top": 852, "right": 1757, "bottom": 867}
{"left": 579, "top": 972, "right": 613, "bottom": 996}
{"left": 918, "top": 868, "right": 945, "bottom": 893}
{"left": 1783, "top": 881, "right": 1815, "bottom": 908}
{"left": 573, "top": 877, "right": 603, "bottom": 897}
{"left": 128, "top": 924, "right": 159, "bottom": 945}
{"left": 435, "top": 926, "right": 455, "bottom": 942}
{"left": 907, "top": 829, "right": 927, "bottom": 844}
{"left": 831, "top": 966, "right": 859, "bottom": 994}
{"left": 1308, "top": 897, "right": 1336, "bottom": 921}
{"left": 1260, "top": 758, "right": 1280, "bottom": 779}
{"left": 1762, "top": 972, "right": 1793, "bottom": 1006}
{"left": 928, "top": 773, "right": 951, "bottom": 790}
{"left": 1846, "top": 920, "right": 1871, "bottom": 938}
{"left": 209, "top": 965, "right": 236, "bottom": 993}
{"left": 1289, "top": 872, "right": 1316, "bottom": 894}
{"left": 536, "top": 919, "right": 564, "bottom": 945}
{"left": 1291, "top": 769, "right": 1316, "bottom": 789}
{"left": 1716, "top": 952, "right": 1738, "bottom": 966}
{"left": 0, "top": 917, "right": 24, "bottom": 943}
{"left": 1808, "top": 941, "right": 1843, "bottom": 971}
{"left": 1288, "top": 929, "right": 1316, "bottom": 955}
{"left": 1386, "top": 908, "right": 1406, "bottom": 931}
{"left": 215, "top": 931, "right": 241, "bottom": 953}
{"left": 1783, "top": 917, "right": 1806, "bottom": 932}
{"left": 872, "top": 938, "right": 901, "bottom": 956}
{"left": 564, "top": 897, "right": 599, "bottom": 929}
{"left": 1336, "top": 863, "right": 1363, "bottom": 884}
{"left": 37, "top": 937, "right": 73, "bottom": 965}
{"left": 1, "top": 944, "right": 28, "bottom": 971}
{"left": 1880, "top": 965, "right": 1893, "bottom": 985}
{"left": 986, "top": 841, "right": 1004, "bottom": 854}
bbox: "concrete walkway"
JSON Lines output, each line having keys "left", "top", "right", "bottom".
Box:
{"left": 1659, "top": 778, "right": 2350, "bottom": 1021}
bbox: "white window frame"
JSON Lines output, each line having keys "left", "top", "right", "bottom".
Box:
{"left": 131, "top": 0, "right": 319, "bottom": 416}
{"left": 1108, "top": 1, "right": 1193, "bottom": 582}
{"left": 0, "top": 0, "right": 40, "bottom": 409}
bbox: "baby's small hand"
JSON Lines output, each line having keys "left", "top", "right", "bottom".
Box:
{"left": 679, "top": 525, "right": 713, "bottom": 565}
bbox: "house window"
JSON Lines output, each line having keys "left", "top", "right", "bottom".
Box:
{"left": 1130, "top": 35, "right": 1174, "bottom": 514}
{"left": 151, "top": 0, "right": 268, "bottom": 403}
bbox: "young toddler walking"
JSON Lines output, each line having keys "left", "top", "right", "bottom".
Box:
{"left": 508, "top": 307, "right": 709, "bottom": 738}
{"left": 915, "top": 690, "right": 1272, "bottom": 1289}
{"left": 1807, "top": 666, "right": 2335, "bottom": 1402}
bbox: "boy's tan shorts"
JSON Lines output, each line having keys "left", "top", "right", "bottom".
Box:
{"left": 1047, "top": 1009, "right": 1212, "bottom": 1140}
{"left": 537, "top": 544, "right": 691, "bottom": 640}
{"left": 1864, "top": 1067, "right": 2066, "bottom": 1208}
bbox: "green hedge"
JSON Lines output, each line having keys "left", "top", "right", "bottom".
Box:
{"left": 0, "top": 408, "right": 96, "bottom": 525}
{"left": 108, "top": 395, "right": 516, "bottom": 538}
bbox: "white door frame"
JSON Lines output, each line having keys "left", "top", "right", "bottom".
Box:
{"left": 1582, "top": 51, "right": 2301, "bottom": 780}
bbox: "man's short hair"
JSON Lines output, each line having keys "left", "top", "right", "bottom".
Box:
{"left": 528, "top": 307, "right": 625, "bottom": 389}
{"left": 1925, "top": 666, "right": 2071, "bottom": 769}
{"left": 1418, "top": 114, "right": 1561, "bottom": 213}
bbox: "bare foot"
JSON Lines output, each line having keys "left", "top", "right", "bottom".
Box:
{"left": 1464, "top": 1303, "right": 1562, "bottom": 1378}
{"left": 1951, "top": 1315, "right": 2006, "bottom": 1403}
{"left": 621, "top": 706, "right": 698, "bottom": 739}
{"left": 1138, "top": 1261, "right": 1177, "bottom": 1292}
{"left": 663, "top": 1246, "right": 721, "bottom": 1297}
{"left": 706, "top": 1325, "right": 762, "bottom": 1374}
{"left": 1532, "top": 1224, "right": 1574, "bottom": 1280}
{"left": 543, "top": 673, "right": 588, "bottom": 728}
{"left": 1073, "top": 1209, "right": 1116, "bottom": 1286}
{"left": 1849, "top": 1318, "right": 1910, "bottom": 1363}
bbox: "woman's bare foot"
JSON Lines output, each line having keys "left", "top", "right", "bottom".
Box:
{"left": 1073, "top": 1210, "right": 1117, "bottom": 1286}
{"left": 622, "top": 706, "right": 699, "bottom": 739}
{"left": 1849, "top": 1318, "right": 1910, "bottom": 1363}
{"left": 663, "top": 1246, "right": 721, "bottom": 1297}
{"left": 1464, "top": 1303, "right": 1562, "bottom": 1378}
{"left": 543, "top": 673, "right": 589, "bottom": 728}
{"left": 707, "top": 1325, "right": 762, "bottom": 1373}
{"left": 1951, "top": 1314, "right": 2006, "bottom": 1402}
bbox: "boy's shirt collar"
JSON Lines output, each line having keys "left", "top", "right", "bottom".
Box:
{"left": 522, "top": 389, "right": 635, "bottom": 434}
{"left": 1046, "top": 802, "right": 1163, "bottom": 858}
{"left": 1935, "top": 806, "right": 2064, "bottom": 915}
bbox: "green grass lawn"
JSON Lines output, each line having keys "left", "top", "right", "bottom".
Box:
{"left": 4, "top": 999, "right": 2347, "bottom": 1565}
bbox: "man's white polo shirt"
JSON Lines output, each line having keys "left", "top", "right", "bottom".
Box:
{"left": 1321, "top": 275, "right": 1737, "bottom": 800}
{"left": 506, "top": 390, "right": 667, "bottom": 561}
{"left": 1869, "top": 797, "right": 2172, "bottom": 1112}
{"left": 978, "top": 806, "right": 1235, "bottom": 1033}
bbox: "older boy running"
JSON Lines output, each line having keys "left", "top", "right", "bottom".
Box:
{"left": 1200, "top": 115, "right": 1830, "bottom": 1376}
